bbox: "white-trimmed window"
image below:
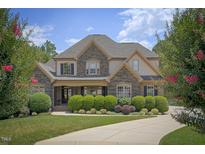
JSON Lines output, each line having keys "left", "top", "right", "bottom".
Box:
{"left": 116, "top": 83, "right": 132, "bottom": 98}
{"left": 86, "top": 61, "right": 100, "bottom": 75}
{"left": 147, "top": 85, "right": 154, "bottom": 96}
{"left": 60, "top": 63, "right": 74, "bottom": 75}
{"left": 132, "top": 59, "right": 139, "bottom": 72}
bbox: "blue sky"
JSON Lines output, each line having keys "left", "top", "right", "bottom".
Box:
{"left": 12, "top": 8, "right": 175, "bottom": 53}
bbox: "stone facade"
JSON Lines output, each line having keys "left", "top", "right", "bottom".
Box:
{"left": 107, "top": 67, "right": 140, "bottom": 96}
{"left": 33, "top": 67, "right": 53, "bottom": 101}
{"left": 77, "top": 44, "right": 109, "bottom": 77}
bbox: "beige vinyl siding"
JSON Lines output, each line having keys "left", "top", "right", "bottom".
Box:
{"left": 109, "top": 60, "right": 123, "bottom": 74}
{"left": 128, "top": 54, "right": 157, "bottom": 76}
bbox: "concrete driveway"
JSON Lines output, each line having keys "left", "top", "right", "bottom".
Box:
{"left": 36, "top": 106, "right": 184, "bottom": 145}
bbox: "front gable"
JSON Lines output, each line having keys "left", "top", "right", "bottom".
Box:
{"left": 77, "top": 43, "right": 109, "bottom": 77}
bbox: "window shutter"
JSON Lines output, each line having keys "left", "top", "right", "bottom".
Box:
{"left": 71, "top": 63, "right": 74, "bottom": 75}
{"left": 154, "top": 86, "right": 158, "bottom": 96}
{"left": 60, "top": 63, "right": 64, "bottom": 75}
{"left": 144, "top": 86, "right": 147, "bottom": 96}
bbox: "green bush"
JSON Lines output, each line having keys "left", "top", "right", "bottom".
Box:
{"left": 139, "top": 111, "right": 146, "bottom": 115}
{"left": 31, "top": 112, "right": 37, "bottom": 116}
{"left": 29, "top": 92, "right": 51, "bottom": 113}
{"left": 141, "top": 108, "right": 148, "bottom": 114}
{"left": 104, "top": 95, "right": 117, "bottom": 111}
{"left": 94, "top": 95, "right": 105, "bottom": 110}
{"left": 155, "top": 96, "right": 169, "bottom": 113}
{"left": 68, "top": 95, "right": 83, "bottom": 112}
{"left": 100, "top": 109, "right": 107, "bottom": 114}
{"left": 151, "top": 108, "right": 159, "bottom": 115}
{"left": 90, "top": 108, "right": 96, "bottom": 114}
{"left": 20, "top": 106, "right": 30, "bottom": 116}
{"left": 131, "top": 96, "right": 145, "bottom": 111}
{"left": 96, "top": 111, "right": 102, "bottom": 114}
{"left": 145, "top": 96, "right": 155, "bottom": 111}
{"left": 83, "top": 95, "right": 94, "bottom": 110}
{"left": 117, "top": 97, "right": 131, "bottom": 105}
{"left": 86, "top": 111, "right": 91, "bottom": 114}
{"left": 78, "top": 109, "right": 86, "bottom": 114}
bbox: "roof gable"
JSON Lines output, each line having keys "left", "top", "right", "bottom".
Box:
{"left": 54, "top": 34, "right": 158, "bottom": 59}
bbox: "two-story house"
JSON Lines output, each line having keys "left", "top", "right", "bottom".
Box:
{"left": 32, "top": 34, "right": 164, "bottom": 110}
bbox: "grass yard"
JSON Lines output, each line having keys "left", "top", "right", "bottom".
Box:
{"left": 0, "top": 114, "right": 150, "bottom": 145}
{"left": 159, "top": 126, "right": 205, "bottom": 145}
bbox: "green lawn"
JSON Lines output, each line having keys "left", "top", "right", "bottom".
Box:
{"left": 0, "top": 114, "right": 150, "bottom": 145}
{"left": 160, "top": 126, "right": 205, "bottom": 145}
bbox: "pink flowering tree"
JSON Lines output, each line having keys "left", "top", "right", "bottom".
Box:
{"left": 154, "top": 9, "right": 205, "bottom": 130}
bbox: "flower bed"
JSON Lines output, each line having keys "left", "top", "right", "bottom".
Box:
{"left": 68, "top": 95, "right": 169, "bottom": 115}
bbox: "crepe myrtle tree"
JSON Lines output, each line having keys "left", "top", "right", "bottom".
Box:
{"left": 154, "top": 9, "right": 205, "bottom": 131}
{"left": 0, "top": 9, "right": 29, "bottom": 119}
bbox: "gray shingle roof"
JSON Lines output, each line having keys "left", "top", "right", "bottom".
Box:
{"left": 54, "top": 34, "right": 158, "bottom": 59}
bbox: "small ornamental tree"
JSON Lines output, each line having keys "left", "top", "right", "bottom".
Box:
{"left": 154, "top": 9, "right": 205, "bottom": 131}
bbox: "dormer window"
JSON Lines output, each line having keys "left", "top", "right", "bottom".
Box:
{"left": 132, "top": 59, "right": 139, "bottom": 72}
{"left": 86, "top": 60, "right": 100, "bottom": 75}
{"left": 60, "top": 63, "right": 74, "bottom": 75}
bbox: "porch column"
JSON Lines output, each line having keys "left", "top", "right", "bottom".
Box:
{"left": 81, "top": 86, "right": 84, "bottom": 96}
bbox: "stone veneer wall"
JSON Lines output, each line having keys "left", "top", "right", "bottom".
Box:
{"left": 107, "top": 67, "right": 140, "bottom": 96}
{"left": 33, "top": 67, "right": 53, "bottom": 101}
{"left": 77, "top": 44, "right": 109, "bottom": 77}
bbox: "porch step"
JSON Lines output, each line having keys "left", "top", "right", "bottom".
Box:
{"left": 53, "top": 105, "right": 69, "bottom": 111}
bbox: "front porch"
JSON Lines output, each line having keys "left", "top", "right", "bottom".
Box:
{"left": 53, "top": 86, "right": 108, "bottom": 107}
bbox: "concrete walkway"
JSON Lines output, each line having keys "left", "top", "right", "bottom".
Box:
{"left": 36, "top": 106, "right": 184, "bottom": 145}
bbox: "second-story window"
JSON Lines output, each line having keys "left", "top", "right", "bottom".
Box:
{"left": 60, "top": 63, "right": 74, "bottom": 75}
{"left": 86, "top": 61, "right": 100, "bottom": 75}
{"left": 132, "top": 59, "right": 139, "bottom": 72}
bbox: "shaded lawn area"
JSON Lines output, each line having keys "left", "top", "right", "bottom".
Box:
{"left": 159, "top": 126, "right": 205, "bottom": 145}
{"left": 0, "top": 114, "right": 150, "bottom": 145}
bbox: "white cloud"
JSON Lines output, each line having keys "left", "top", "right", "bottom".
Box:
{"left": 23, "top": 25, "right": 54, "bottom": 46}
{"left": 117, "top": 9, "right": 174, "bottom": 50}
{"left": 86, "top": 26, "right": 94, "bottom": 32}
{"left": 65, "top": 38, "right": 80, "bottom": 46}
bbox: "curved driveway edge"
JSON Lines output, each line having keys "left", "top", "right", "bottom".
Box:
{"left": 36, "top": 106, "right": 184, "bottom": 145}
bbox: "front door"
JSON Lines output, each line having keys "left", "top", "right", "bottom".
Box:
{"left": 62, "top": 86, "right": 72, "bottom": 104}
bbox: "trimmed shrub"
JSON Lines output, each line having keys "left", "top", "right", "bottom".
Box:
{"left": 20, "top": 106, "right": 30, "bottom": 116}
{"left": 96, "top": 111, "right": 102, "bottom": 114}
{"left": 151, "top": 108, "right": 159, "bottom": 115}
{"left": 155, "top": 96, "right": 169, "bottom": 113}
{"left": 68, "top": 95, "right": 83, "bottom": 112}
{"left": 83, "top": 95, "right": 94, "bottom": 111}
{"left": 94, "top": 95, "right": 105, "bottom": 110}
{"left": 86, "top": 111, "right": 92, "bottom": 114}
{"left": 114, "top": 105, "right": 122, "bottom": 113}
{"left": 121, "top": 105, "right": 130, "bottom": 115}
{"left": 117, "top": 97, "right": 131, "bottom": 106}
{"left": 145, "top": 96, "right": 155, "bottom": 111}
{"left": 73, "top": 110, "right": 78, "bottom": 113}
{"left": 141, "top": 108, "right": 148, "bottom": 114}
{"left": 129, "top": 105, "right": 136, "bottom": 112}
{"left": 31, "top": 112, "right": 37, "bottom": 116}
{"left": 100, "top": 109, "right": 107, "bottom": 114}
{"left": 131, "top": 96, "right": 145, "bottom": 111}
{"left": 90, "top": 108, "right": 97, "bottom": 114}
{"left": 104, "top": 95, "right": 117, "bottom": 111}
{"left": 139, "top": 111, "right": 146, "bottom": 115}
{"left": 18, "top": 114, "right": 24, "bottom": 118}
{"left": 29, "top": 92, "right": 51, "bottom": 113}
{"left": 78, "top": 109, "right": 86, "bottom": 114}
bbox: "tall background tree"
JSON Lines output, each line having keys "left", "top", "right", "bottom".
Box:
{"left": 0, "top": 9, "right": 55, "bottom": 119}
{"left": 154, "top": 8, "right": 205, "bottom": 131}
